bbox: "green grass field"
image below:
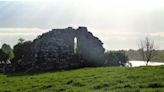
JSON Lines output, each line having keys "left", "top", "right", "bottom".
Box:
{"left": 0, "top": 66, "right": 164, "bottom": 92}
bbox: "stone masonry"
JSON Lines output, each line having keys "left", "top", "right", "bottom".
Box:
{"left": 24, "top": 27, "right": 105, "bottom": 72}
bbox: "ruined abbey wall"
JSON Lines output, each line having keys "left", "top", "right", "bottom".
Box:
{"left": 25, "top": 27, "right": 105, "bottom": 71}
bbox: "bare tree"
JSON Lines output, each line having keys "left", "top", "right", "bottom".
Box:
{"left": 139, "top": 37, "right": 157, "bottom": 66}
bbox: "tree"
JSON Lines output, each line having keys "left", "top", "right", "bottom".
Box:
{"left": 104, "top": 50, "right": 129, "bottom": 66}
{"left": 1, "top": 43, "right": 14, "bottom": 60}
{"left": 18, "top": 38, "right": 25, "bottom": 44}
{"left": 12, "top": 40, "right": 32, "bottom": 72}
{"left": 139, "top": 37, "right": 157, "bottom": 66}
{"left": 13, "top": 41, "right": 32, "bottom": 61}
{"left": 0, "top": 49, "right": 8, "bottom": 64}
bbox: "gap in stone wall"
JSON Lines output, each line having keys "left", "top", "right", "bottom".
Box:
{"left": 74, "top": 37, "right": 77, "bottom": 54}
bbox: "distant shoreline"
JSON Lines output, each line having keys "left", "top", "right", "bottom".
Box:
{"left": 129, "top": 60, "right": 164, "bottom": 67}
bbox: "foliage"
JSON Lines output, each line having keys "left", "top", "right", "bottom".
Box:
{"left": 1, "top": 43, "right": 14, "bottom": 60}
{"left": 0, "top": 49, "right": 8, "bottom": 64}
{"left": 139, "top": 37, "right": 157, "bottom": 65}
{"left": 18, "top": 38, "right": 25, "bottom": 44}
{"left": 125, "top": 49, "right": 164, "bottom": 62}
{"left": 104, "top": 50, "right": 129, "bottom": 66}
{"left": 0, "top": 66, "right": 164, "bottom": 92}
{"left": 0, "top": 44, "right": 14, "bottom": 74}
{"left": 126, "top": 49, "right": 142, "bottom": 60}
{"left": 12, "top": 40, "right": 32, "bottom": 72}
{"left": 13, "top": 41, "right": 32, "bottom": 61}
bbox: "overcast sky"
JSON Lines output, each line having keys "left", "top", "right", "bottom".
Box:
{"left": 0, "top": 0, "right": 164, "bottom": 50}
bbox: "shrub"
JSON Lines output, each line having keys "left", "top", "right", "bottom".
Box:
{"left": 104, "top": 50, "right": 129, "bottom": 66}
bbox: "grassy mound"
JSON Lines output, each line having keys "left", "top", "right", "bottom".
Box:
{"left": 0, "top": 66, "right": 164, "bottom": 92}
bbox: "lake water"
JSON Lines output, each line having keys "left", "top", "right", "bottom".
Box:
{"left": 129, "top": 61, "right": 164, "bottom": 67}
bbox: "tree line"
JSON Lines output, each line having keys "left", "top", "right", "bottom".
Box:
{"left": 0, "top": 38, "right": 129, "bottom": 73}
{"left": 0, "top": 36, "right": 156, "bottom": 73}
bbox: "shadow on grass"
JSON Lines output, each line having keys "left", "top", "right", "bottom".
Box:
{"left": 5, "top": 69, "right": 69, "bottom": 77}
{"left": 5, "top": 66, "right": 100, "bottom": 77}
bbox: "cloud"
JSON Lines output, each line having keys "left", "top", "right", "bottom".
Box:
{"left": 1, "top": 0, "right": 164, "bottom": 29}
{"left": 0, "top": 27, "right": 47, "bottom": 47}
{"left": 0, "top": 27, "right": 164, "bottom": 50}
{"left": 90, "top": 28, "right": 164, "bottom": 50}
{"left": 0, "top": 0, "right": 164, "bottom": 49}
{"left": 0, "top": 27, "right": 47, "bottom": 35}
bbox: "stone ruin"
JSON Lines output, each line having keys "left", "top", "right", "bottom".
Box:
{"left": 23, "top": 27, "right": 105, "bottom": 72}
